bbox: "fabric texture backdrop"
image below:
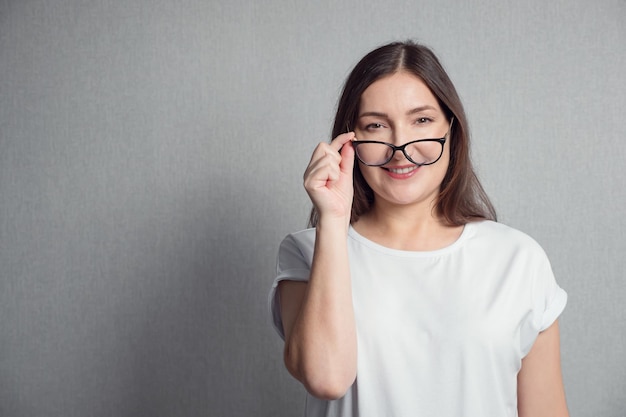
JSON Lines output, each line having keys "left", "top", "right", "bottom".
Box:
{"left": 0, "top": 0, "right": 624, "bottom": 416}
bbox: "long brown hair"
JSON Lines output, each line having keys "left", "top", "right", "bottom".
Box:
{"left": 309, "top": 41, "right": 496, "bottom": 227}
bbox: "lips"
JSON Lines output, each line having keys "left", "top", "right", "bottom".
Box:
{"left": 385, "top": 165, "right": 418, "bottom": 174}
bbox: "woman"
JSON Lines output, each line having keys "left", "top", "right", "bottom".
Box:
{"left": 269, "top": 41, "right": 568, "bottom": 417}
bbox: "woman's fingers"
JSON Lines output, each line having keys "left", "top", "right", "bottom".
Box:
{"left": 329, "top": 131, "right": 356, "bottom": 153}
{"left": 304, "top": 132, "right": 355, "bottom": 184}
{"left": 338, "top": 138, "right": 355, "bottom": 174}
{"left": 303, "top": 133, "right": 356, "bottom": 218}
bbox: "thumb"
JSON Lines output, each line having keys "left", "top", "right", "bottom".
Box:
{"left": 339, "top": 140, "right": 355, "bottom": 175}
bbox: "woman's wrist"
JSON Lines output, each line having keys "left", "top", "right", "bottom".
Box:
{"left": 316, "top": 215, "right": 350, "bottom": 235}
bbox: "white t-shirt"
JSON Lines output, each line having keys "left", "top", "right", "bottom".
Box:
{"left": 269, "top": 220, "right": 567, "bottom": 417}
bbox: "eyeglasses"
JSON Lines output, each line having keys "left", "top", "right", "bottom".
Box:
{"left": 352, "top": 118, "right": 454, "bottom": 167}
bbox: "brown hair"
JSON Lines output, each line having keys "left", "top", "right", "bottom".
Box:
{"left": 309, "top": 41, "right": 496, "bottom": 227}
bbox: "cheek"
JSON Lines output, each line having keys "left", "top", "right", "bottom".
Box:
{"left": 357, "top": 164, "right": 377, "bottom": 186}
{"left": 436, "top": 146, "right": 452, "bottom": 184}
{"left": 441, "top": 146, "right": 451, "bottom": 168}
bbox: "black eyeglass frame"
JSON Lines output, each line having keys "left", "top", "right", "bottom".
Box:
{"left": 352, "top": 117, "right": 455, "bottom": 167}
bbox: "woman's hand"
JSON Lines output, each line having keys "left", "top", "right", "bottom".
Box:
{"left": 303, "top": 132, "right": 356, "bottom": 223}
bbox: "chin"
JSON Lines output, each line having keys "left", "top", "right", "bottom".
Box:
{"left": 379, "top": 194, "right": 437, "bottom": 209}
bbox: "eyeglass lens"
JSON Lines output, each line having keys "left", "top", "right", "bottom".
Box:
{"left": 355, "top": 140, "right": 443, "bottom": 166}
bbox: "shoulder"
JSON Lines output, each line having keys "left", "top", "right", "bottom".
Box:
{"left": 276, "top": 228, "right": 316, "bottom": 271}
{"left": 466, "top": 220, "right": 548, "bottom": 259}
{"left": 279, "top": 228, "right": 316, "bottom": 253}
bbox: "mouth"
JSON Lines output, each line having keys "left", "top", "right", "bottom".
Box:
{"left": 384, "top": 165, "right": 418, "bottom": 174}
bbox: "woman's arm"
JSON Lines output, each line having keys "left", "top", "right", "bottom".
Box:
{"left": 279, "top": 221, "right": 357, "bottom": 399}
{"left": 278, "top": 133, "right": 358, "bottom": 400}
{"left": 517, "top": 320, "right": 569, "bottom": 417}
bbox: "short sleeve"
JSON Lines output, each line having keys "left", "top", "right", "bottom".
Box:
{"left": 268, "top": 231, "right": 315, "bottom": 340}
{"left": 520, "top": 246, "right": 568, "bottom": 356}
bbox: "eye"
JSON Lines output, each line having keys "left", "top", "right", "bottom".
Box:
{"left": 365, "top": 123, "right": 385, "bottom": 130}
{"left": 415, "top": 117, "right": 433, "bottom": 124}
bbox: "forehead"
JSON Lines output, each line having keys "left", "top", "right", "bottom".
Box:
{"left": 359, "top": 71, "right": 441, "bottom": 113}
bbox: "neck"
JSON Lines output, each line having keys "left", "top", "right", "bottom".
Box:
{"left": 353, "top": 201, "right": 462, "bottom": 251}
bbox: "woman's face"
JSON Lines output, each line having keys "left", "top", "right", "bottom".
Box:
{"left": 354, "top": 71, "right": 451, "bottom": 212}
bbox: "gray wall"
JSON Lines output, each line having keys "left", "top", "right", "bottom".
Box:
{"left": 1, "top": 1, "right": 624, "bottom": 416}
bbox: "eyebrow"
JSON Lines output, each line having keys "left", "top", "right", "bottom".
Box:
{"left": 358, "top": 105, "right": 439, "bottom": 119}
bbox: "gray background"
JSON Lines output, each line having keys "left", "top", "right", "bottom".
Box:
{"left": 1, "top": 0, "right": 624, "bottom": 416}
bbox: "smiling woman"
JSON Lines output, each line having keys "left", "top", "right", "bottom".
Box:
{"left": 268, "top": 41, "right": 569, "bottom": 417}
{"left": 352, "top": 72, "right": 453, "bottom": 215}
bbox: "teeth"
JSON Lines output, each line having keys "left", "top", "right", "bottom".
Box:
{"left": 388, "top": 166, "right": 417, "bottom": 174}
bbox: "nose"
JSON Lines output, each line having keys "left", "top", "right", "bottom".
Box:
{"left": 390, "top": 128, "right": 411, "bottom": 161}
{"left": 390, "top": 147, "right": 406, "bottom": 162}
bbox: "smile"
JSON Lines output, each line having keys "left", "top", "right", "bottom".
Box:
{"left": 385, "top": 165, "right": 418, "bottom": 174}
